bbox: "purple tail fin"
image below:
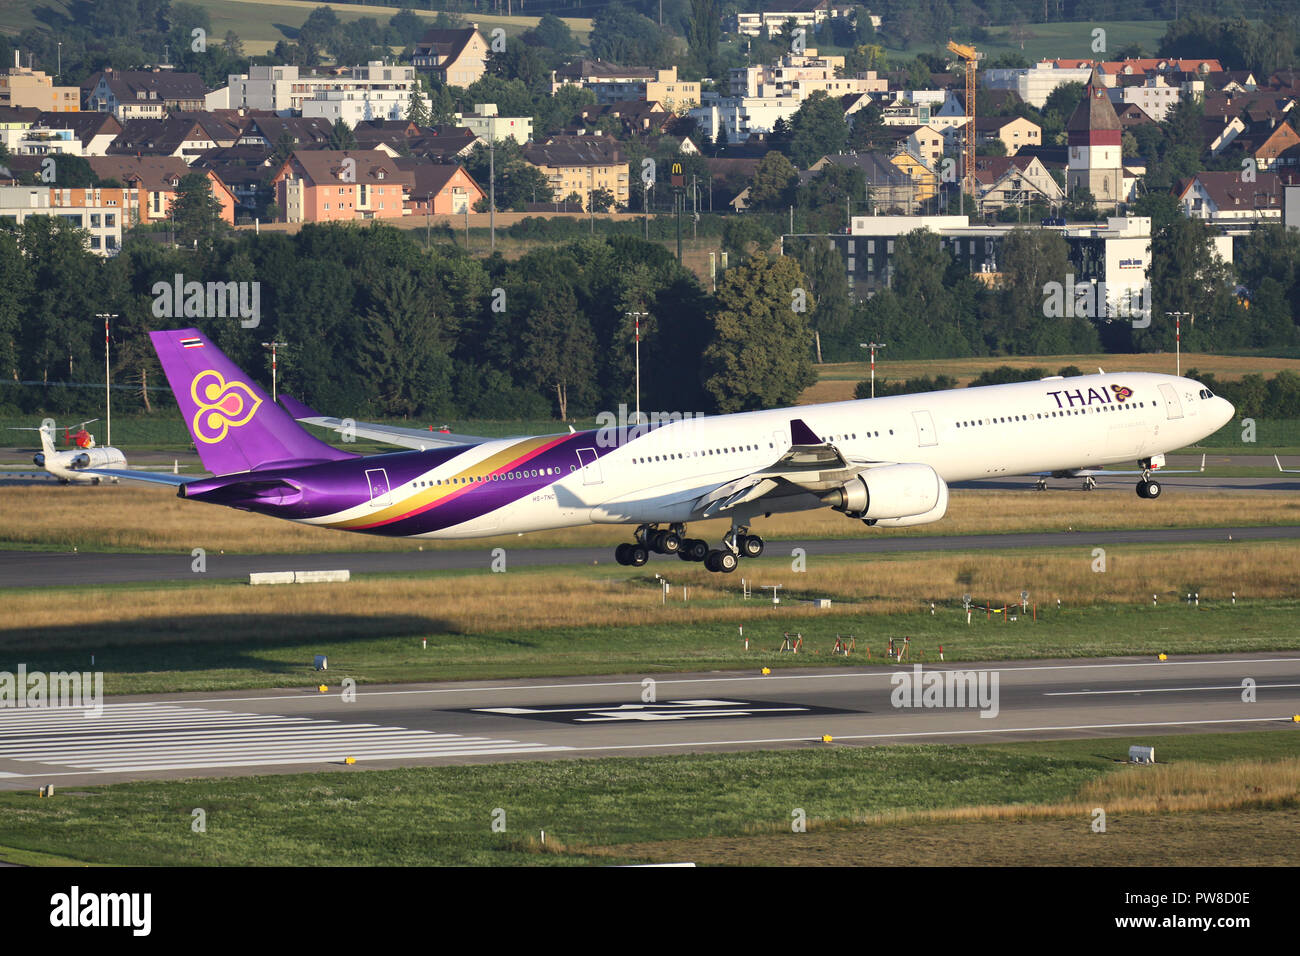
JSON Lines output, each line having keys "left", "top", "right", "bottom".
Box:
{"left": 151, "top": 328, "right": 356, "bottom": 475}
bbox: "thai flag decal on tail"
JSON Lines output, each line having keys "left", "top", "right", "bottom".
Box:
{"left": 180, "top": 337, "right": 204, "bottom": 349}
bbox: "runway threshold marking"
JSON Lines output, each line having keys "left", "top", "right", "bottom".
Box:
{"left": 0, "top": 702, "right": 569, "bottom": 775}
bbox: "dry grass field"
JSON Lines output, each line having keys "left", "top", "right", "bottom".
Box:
{"left": 583, "top": 753, "right": 1300, "bottom": 865}
{"left": 3, "top": 540, "right": 1297, "bottom": 647}
{"left": 2, "top": 484, "right": 1295, "bottom": 554}
{"left": 801, "top": 352, "right": 1300, "bottom": 405}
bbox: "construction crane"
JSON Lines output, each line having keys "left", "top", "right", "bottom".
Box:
{"left": 946, "top": 40, "right": 981, "bottom": 211}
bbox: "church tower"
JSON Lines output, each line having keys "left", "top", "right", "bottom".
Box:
{"left": 1066, "top": 70, "right": 1123, "bottom": 209}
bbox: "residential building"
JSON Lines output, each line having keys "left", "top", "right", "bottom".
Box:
{"left": 970, "top": 115, "right": 1042, "bottom": 155}
{"left": 455, "top": 104, "right": 533, "bottom": 145}
{"left": 393, "top": 158, "right": 485, "bottom": 215}
{"left": 84, "top": 69, "right": 207, "bottom": 120}
{"left": 271, "top": 149, "right": 411, "bottom": 223}
{"left": 523, "top": 136, "right": 629, "bottom": 210}
{"left": 87, "top": 155, "right": 236, "bottom": 225}
{"left": 552, "top": 63, "right": 699, "bottom": 111}
{"left": 728, "top": 52, "right": 885, "bottom": 100}
{"left": 1175, "top": 171, "right": 1285, "bottom": 224}
{"left": 0, "top": 55, "right": 80, "bottom": 112}
{"left": 689, "top": 95, "right": 801, "bottom": 143}
{"left": 0, "top": 184, "right": 126, "bottom": 254}
{"left": 218, "top": 62, "right": 425, "bottom": 118}
{"left": 412, "top": 27, "right": 489, "bottom": 87}
{"left": 731, "top": 2, "right": 874, "bottom": 37}
{"left": 35, "top": 111, "right": 122, "bottom": 155}
{"left": 972, "top": 155, "right": 1065, "bottom": 213}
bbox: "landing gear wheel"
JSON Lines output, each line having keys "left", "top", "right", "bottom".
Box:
{"left": 738, "top": 534, "right": 764, "bottom": 558}
{"left": 716, "top": 550, "right": 738, "bottom": 573}
{"left": 705, "top": 550, "right": 721, "bottom": 572}
{"left": 655, "top": 531, "right": 681, "bottom": 554}
{"left": 1144, "top": 479, "right": 1161, "bottom": 499}
{"left": 628, "top": 544, "right": 649, "bottom": 567}
{"left": 679, "top": 538, "right": 709, "bottom": 561}
{"left": 615, "top": 542, "right": 633, "bottom": 565}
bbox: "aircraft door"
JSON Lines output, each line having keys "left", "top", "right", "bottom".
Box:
{"left": 912, "top": 410, "right": 937, "bottom": 447}
{"left": 1158, "top": 384, "right": 1183, "bottom": 420}
{"left": 365, "top": 468, "right": 392, "bottom": 506}
{"left": 576, "top": 447, "right": 603, "bottom": 485}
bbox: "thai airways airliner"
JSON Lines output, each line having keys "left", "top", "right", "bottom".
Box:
{"left": 99, "top": 329, "right": 1234, "bottom": 573}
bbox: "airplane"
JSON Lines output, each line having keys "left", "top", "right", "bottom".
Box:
{"left": 10, "top": 420, "right": 128, "bottom": 484}
{"left": 92, "top": 328, "right": 1236, "bottom": 573}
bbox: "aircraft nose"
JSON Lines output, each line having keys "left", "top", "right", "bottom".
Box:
{"left": 1218, "top": 397, "right": 1235, "bottom": 429}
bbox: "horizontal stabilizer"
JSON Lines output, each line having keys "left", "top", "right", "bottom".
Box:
{"left": 281, "top": 394, "right": 490, "bottom": 450}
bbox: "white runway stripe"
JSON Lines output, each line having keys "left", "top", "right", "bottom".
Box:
{"left": 0, "top": 702, "right": 568, "bottom": 773}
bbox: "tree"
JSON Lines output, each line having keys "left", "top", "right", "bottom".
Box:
{"left": 588, "top": 187, "right": 616, "bottom": 213}
{"left": 356, "top": 271, "right": 452, "bottom": 417}
{"left": 747, "top": 151, "right": 798, "bottom": 209}
{"left": 169, "top": 173, "right": 226, "bottom": 247}
{"left": 722, "top": 218, "right": 775, "bottom": 261}
{"left": 702, "top": 253, "right": 817, "bottom": 412}
{"left": 800, "top": 239, "right": 853, "bottom": 359}
{"left": 520, "top": 283, "right": 598, "bottom": 419}
{"left": 687, "top": 0, "right": 720, "bottom": 74}
{"left": 788, "top": 91, "right": 849, "bottom": 168}
{"left": 329, "top": 118, "right": 356, "bottom": 150}
{"left": 405, "top": 88, "right": 430, "bottom": 126}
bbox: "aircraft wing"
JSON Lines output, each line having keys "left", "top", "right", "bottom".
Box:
{"left": 1030, "top": 454, "right": 1206, "bottom": 479}
{"left": 279, "top": 394, "right": 489, "bottom": 450}
{"left": 694, "top": 418, "right": 880, "bottom": 517}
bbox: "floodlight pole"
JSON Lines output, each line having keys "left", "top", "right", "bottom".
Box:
{"left": 1165, "top": 312, "right": 1188, "bottom": 377}
{"left": 262, "top": 341, "right": 289, "bottom": 402}
{"left": 626, "top": 312, "right": 648, "bottom": 424}
{"left": 860, "top": 341, "right": 886, "bottom": 397}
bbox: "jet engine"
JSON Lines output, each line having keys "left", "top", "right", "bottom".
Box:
{"left": 824, "top": 463, "right": 947, "bottom": 522}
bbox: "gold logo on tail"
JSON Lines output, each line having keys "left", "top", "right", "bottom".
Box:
{"left": 191, "top": 370, "right": 262, "bottom": 444}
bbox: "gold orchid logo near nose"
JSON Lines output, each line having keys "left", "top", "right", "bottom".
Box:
{"left": 191, "top": 369, "right": 262, "bottom": 444}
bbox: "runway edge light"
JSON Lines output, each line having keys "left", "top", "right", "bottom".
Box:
{"left": 821, "top": 735, "right": 833, "bottom": 743}
{"left": 1158, "top": 653, "right": 1168, "bottom": 661}
{"left": 318, "top": 684, "right": 328, "bottom": 693}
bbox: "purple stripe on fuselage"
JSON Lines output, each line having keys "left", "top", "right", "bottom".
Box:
{"left": 184, "top": 427, "right": 641, "bottom": 535}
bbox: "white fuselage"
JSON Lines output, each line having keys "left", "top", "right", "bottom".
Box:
{"left": 303, "top": 372, "right": 1234, "bottom": 538}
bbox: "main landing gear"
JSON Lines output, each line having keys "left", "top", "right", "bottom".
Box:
{"left": 1136, "top": 460, "right": 1161, "bottom": 499}
{"left": 613, "top": 523, "right": 765, "bottom": 573}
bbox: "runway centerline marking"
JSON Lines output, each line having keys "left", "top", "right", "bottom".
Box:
{"left": 1046, "top": 683, "right": 1300, "bottom": 696}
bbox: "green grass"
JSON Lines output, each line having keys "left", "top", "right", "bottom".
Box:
{"left": 0, "top": 730, "right": 1291, "bottom": 866}
{"left": 4, "top": 576, "right": 1299, "bottom": 695}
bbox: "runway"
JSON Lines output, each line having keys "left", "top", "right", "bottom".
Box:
{"left": 0, "top": 652, "right": 1295, "bottom": 788}
{"left": 2, "top": 523, "right": 1297, "bottom": 587}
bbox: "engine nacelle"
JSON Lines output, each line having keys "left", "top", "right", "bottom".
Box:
{"left": 70, "top": 453, "right": 90, "bottom": 469}
{"left": 825, "top": 463, "right": 946, "bottom": 520}
{"left": 33, "top": 453, "right": 45, "bottom": 467}
{"left": 868, "top": 477, "right": 949, "bottom": 527}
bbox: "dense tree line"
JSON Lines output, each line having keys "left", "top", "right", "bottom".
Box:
{"left": 0, "top": 219, "right": 816, "bottom": 422}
